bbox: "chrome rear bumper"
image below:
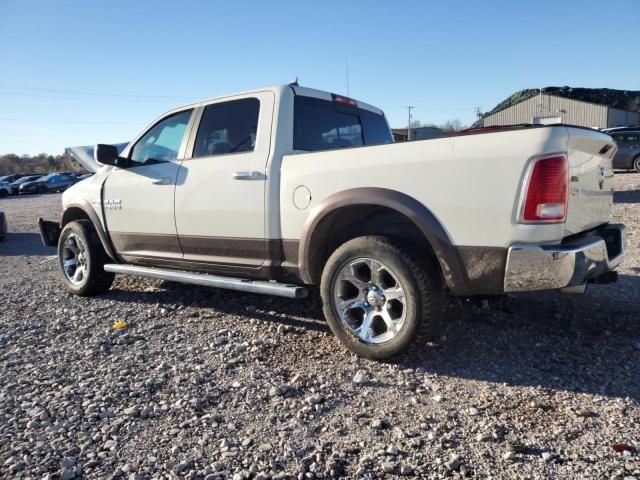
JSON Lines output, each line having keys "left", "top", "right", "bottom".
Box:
{"left": 504, "top": 224, "right": 624, "bottom": 292}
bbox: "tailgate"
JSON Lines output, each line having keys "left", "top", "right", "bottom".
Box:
{"left": 564, "top": 127, "right": 617, "bottom": 236}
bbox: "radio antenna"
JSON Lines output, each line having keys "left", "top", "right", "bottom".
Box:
{"left": 345, "top": 57, "right": 350, "bottom": 96}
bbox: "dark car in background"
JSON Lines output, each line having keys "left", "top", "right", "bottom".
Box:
{"left": 609, "top": 130, "right": 640, "bottom": 171}
{"left": 8, "top": 175, "right": 43, "bottom": 194}
{"left": 0, "top": 173, "right": 36, "bottom": 184}
{"left": 19, "top": 173, "right": 78, "bottom": 194}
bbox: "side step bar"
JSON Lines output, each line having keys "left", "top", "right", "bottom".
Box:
{"left": 103, "top": 264, "right": 308, "bottom": 299}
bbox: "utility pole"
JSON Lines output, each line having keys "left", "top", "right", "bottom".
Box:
{"left": 406, "top": 106, "right": 414, "bottom": 141}
{"left": 474, "top": 106, "right": 483, "bottom": 127}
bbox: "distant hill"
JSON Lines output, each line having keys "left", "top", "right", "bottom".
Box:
{"left": 475, "top": 87, "right": 640, "bottom": 127}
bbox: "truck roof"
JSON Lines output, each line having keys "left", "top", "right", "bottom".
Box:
{"left": 175, "top": 84, "right": 385, "bottom": 117}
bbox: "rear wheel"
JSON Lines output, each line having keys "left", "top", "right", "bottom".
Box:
{"left": 320, "top": 236, "right": 444, "bottom": 360}
{"left": 633, "top": 156, "right": 640, "bottom": 173}
{"left": 58, "top": 220, "right": 114, "bottom": 296}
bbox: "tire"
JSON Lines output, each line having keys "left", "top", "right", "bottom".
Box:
{"left": 320, "top": 235, "right": 444, "bottom": 360}
{"left": 0, "top": 189, "right": 7, "bottom": 198}
{"left": 634, "top": 156, "right": 640, "bottom": 173}
{"left": 37, "top": 185, "right": 46, "bottom": 194}
{"left": 57, "top": 220, "right": 115, "bottom": 296}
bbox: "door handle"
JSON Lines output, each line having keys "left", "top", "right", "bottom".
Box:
{"left": 151, "top": 177, "right": 172, "bottom": 185}
{"left": 232, "top": 171, "right": 261, "bottom": 180}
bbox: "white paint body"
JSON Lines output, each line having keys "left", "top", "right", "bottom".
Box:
{"left": 62, "top": 84, "right": 616, "bottom": 261}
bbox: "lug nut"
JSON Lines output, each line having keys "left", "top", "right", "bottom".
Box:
{"left": 380, "top": 296, "right": 386, "bottom": 302}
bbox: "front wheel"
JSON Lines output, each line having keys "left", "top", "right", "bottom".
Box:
{"left": 320, "top": 236, "right": 444, "bottom": 360}
{"left": 634, "top": 156, "right": 640, "bottom": 173}
{"left": 58, "top": 220, "right": 114, "bottom": 296}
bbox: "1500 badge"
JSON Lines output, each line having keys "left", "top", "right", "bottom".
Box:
{"left": 104, "top": 199, "right": 122, "bottom": 210}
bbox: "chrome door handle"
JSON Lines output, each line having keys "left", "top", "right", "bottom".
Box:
{"left": 232, "top": 171, "right": 261, "bottom": 180}
{"left": 151, "top": 177, "right": 172, "bottom": 185}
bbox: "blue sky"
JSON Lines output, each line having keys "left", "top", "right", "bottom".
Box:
{"left": 1, "top": 0, "right": 638, "bottom": 155}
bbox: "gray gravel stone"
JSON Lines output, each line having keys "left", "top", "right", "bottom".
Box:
{"left": 353, "top": 370, "right": 369, "bottom": 384}
{"left": 0, "top": 176, "right": 639, "bottom": 479}
{"left": 381, "top": 462, "right": 395, "bottom": 473}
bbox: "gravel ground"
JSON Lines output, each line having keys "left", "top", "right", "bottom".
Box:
{"left": 0, "top": 174, "right": 638, "bottom": 480}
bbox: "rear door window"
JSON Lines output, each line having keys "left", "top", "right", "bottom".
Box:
{"left": 293, "top": 96, "right": 392, "bottom": 152}
{"left": 193, "top": 98, "right": 260, "bottom": 157}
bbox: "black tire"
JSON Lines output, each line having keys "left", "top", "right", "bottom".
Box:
{"left": 37, "top": 185, "right": 47, "bottom": 194}
{"left": 634, "top": 156, "right": 640, "bottom": 173}
{"left": 0, "top": 189, "right": 7, "bottom": 198}
{"left": 320, "top": 235, "right": 444, "bottom": 360}
{"left": 57, "top": 220, "right": 114, "bottom": 296}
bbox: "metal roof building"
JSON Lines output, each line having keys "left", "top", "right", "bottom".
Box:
{"left": 481, "top": 92, "right": 640, "bottom": 129}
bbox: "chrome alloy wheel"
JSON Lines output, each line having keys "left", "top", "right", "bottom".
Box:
{"left": 62, "top": 233, "right": 88, "bottom": 285}
{"left": 332, "top": 257, "right": 407, "bottom": 344}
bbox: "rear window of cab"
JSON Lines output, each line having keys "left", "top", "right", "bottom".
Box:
{"left": 293, "top": 96, "right": 392, "bottom": 152}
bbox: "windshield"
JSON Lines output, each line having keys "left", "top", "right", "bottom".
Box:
{"left": 14, "top": 176, "right": 40, "bottom": 184}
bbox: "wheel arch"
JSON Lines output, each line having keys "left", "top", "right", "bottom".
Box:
{"left": 61, "top": 202, "right": 117, "bottom": 261}
{"left": 298, "top": 188, "right": 469, "bottom": 292}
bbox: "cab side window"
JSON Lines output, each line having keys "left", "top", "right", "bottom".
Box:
{"left": 193, "top": 98, "right": 260, "bottom": 158}
{"left": 130, "top": 110, "right": 192, "bottom": 166}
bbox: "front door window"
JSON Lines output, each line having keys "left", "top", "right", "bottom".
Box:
{"left": 130, "top": 110, "right": 192, "bottom": 166}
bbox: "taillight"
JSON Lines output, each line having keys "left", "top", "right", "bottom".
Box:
{"left": 521, "top": 154, "right": 568, "bottom": 222}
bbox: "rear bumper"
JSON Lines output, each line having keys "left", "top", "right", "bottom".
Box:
{"left": 504, "top": 224, "right": 624, "bottom": 292}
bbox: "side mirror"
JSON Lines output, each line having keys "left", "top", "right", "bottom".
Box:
{"left": 95, "top": 144, "right": 124, "bottom": 167}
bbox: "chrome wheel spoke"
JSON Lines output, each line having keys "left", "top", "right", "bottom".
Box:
{"left": 380, "top": 308, "right": 399, "bottom": 336}
{"left": 336, "top": 297, "right": 365, "bottom": 313}
{"left": 383, "top": 286, "right": 405, "bottom": 302}
{"left": 371, "top": 264, "right": 386, "bottom": 286}
{"left": 354, "top": 310, "right": 375, "bottom": 342}
{"left": 63, "top": 258, "right": 78, "bottom": 268}
{"left": 338, "top": 266, "right": 368, "bottom": 290}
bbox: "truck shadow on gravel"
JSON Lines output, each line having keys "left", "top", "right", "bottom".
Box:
{"left": 107, "top": 281, "right": 329, "bottom": 333}
{"left": 0, "top": 233, "right": 53, "bottom": 256}
{"left": 401, "top": 275, "right": 640, "bottom": 402}
{"left": 613, "top": 189, "right": 640, "bottom": 203}
{"left": 106, "top": 274, "right": 640, "bottom": 401}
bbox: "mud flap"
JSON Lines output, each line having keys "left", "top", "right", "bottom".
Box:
{"left": 0, "top": 212, "right": 6, "bottom": 241}
{"left": 38, "top": 218, "right": 60, "bottom": 247}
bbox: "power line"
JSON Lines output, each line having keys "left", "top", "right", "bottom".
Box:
{"left": 0, "top": 117, "right": 143, "bottom": 125}
{"left": 0, "top": 85, "right": 199, "bottom": 100}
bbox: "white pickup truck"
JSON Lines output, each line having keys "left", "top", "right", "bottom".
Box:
{"left": 39, "top": 83, "right": 625, "bottom": 359}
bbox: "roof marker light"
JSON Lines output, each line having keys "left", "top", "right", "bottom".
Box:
{"left": 331, "top": 93, "right": 357, "bottom": 107}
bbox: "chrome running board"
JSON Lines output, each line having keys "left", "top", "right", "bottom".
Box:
{"left": 103, "top": 264, "right": 308, "bottom": 299}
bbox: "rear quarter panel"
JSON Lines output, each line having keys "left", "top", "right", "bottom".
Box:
{"left": 280, "top": 127, "right": 574, "bottom": 248}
